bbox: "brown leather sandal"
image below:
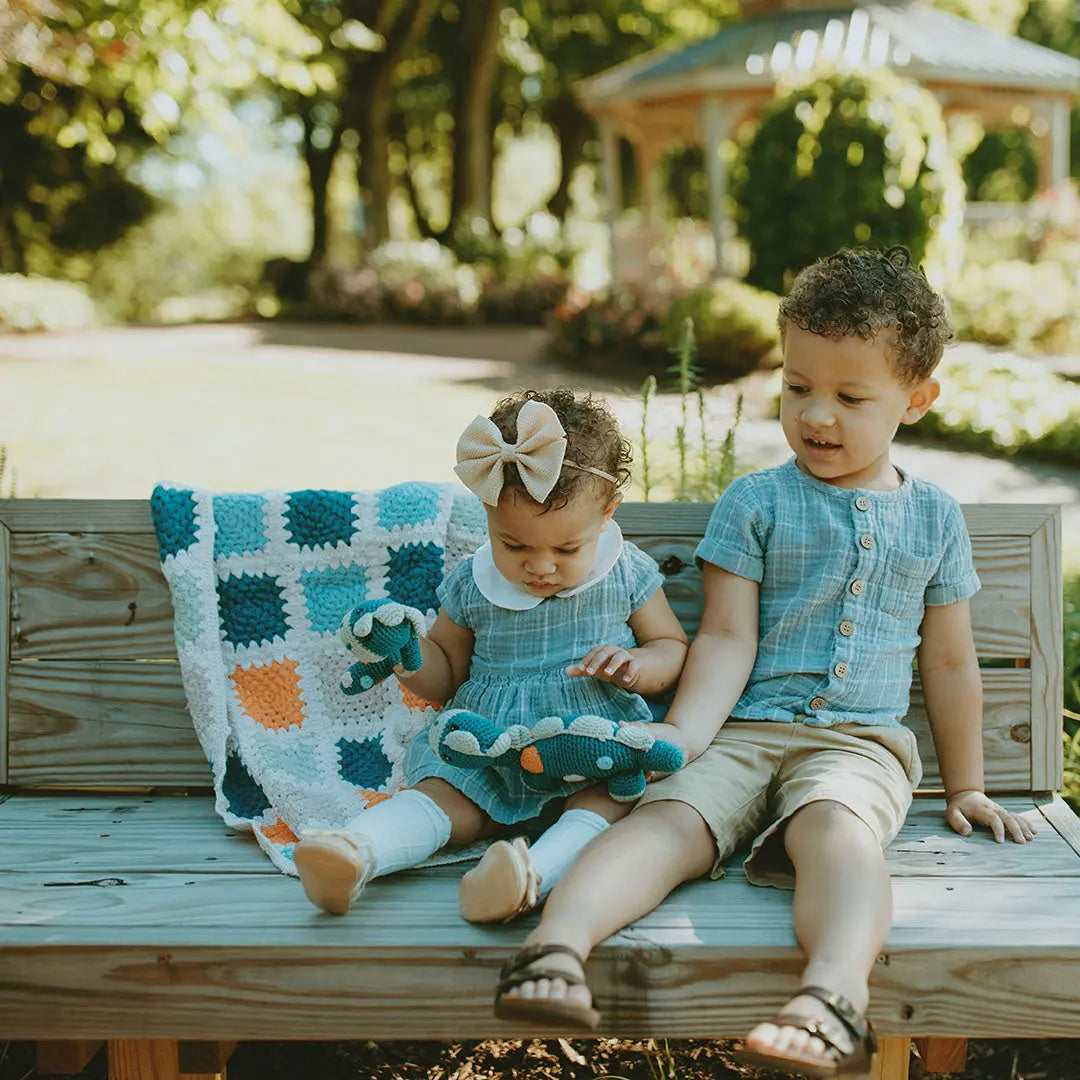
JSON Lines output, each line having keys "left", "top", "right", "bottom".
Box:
{"left": 733, "top": 985, "right": 877, "bottom": 1078}
{"left": 493, "top": 943, "right": 600, "bottom": 1030}
{"left": 459, "top": 837, "right": 540, "bottom": 924}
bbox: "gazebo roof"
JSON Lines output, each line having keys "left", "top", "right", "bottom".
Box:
{"left": 578, "top": 0, "right": 1080, "bottom": 108}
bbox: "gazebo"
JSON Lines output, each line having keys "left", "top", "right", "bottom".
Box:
{"left": 575, "top": 0, "right": 1080, "bottom": 278}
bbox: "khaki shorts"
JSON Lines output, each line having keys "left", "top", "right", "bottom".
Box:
{"left": 637, "top": 720, "right": 922, "bottom": 889}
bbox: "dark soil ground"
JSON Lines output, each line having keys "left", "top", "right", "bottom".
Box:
{"left": 2, "top": 1036, "right": 1077, "bottom": 1080}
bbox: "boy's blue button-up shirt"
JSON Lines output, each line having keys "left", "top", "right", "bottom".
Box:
{"left": 696, "top": 458, "right": 981, "bottom": 728}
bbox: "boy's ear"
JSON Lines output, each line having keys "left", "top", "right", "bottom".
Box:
{"left": 900, "top": 377, "right": 940, "bottom": 426}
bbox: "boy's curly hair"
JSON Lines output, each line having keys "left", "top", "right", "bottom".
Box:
{"left": 778, "top": 246, "right": 954, "bottom": 383}
{"left": 489, "top": 388, "right": 631, "bottom": 511}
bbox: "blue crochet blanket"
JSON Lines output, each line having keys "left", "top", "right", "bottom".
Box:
{"left": 150, "top": 481, "right": 486, "bottom": 873}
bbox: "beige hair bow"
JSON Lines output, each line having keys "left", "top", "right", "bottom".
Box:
{"left": 454, "top": 399, "right": 615, "bottom": 506}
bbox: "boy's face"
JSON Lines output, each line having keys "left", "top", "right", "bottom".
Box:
{"left": 780, "top": 325, "right": 940, "bottom": 490}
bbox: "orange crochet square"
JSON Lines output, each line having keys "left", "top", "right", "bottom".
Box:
{"left": 261, "top": 818, "right": 298, "bottom": 845}
{"left": 230, "top": 658, "right": 306, "bottom": 732}
{"left": 401, "top": 686, "right": 442, "bottom": 711}
{"left": 359, "top": 789, "right": 392, "bottom": 807}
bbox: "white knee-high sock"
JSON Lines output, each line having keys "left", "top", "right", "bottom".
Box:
{"left": 342, "top": 788, "right": 452, "bottom": 879}
{"left": 529, "top": 807, "right": 610, "bottom": 899}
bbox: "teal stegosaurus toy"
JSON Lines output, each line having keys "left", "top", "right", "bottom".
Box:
{"left": 339, "top": 600, "right": 426, "bottom": 695}
{"left": 428, "top": 709, "right": 684, "bottom": 802}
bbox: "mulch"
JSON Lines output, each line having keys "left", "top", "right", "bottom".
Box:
{"left": 3, "top": 1035, "right": 1076, "bottom": 1080}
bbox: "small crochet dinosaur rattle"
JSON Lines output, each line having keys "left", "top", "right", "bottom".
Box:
{"left": 428, "top": 709, "right": 685, "bottom": 801}
{"left": 339, "top": 599, "right": 426, "bottom": 695}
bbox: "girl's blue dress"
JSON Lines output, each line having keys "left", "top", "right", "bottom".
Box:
{"left": 404, "top": 534, "right": 663, "bottom": 823}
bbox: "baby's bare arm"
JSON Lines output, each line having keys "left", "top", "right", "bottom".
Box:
{"left": 395, "top": 609, "right": 473, "bottom": 705}
{"left": 919, "top": 599, "right": 1036, "bottom": 843}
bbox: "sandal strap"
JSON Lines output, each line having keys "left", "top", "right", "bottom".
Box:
{"left": 499, "top": 942, "right": 586, "bottom": 981}
{"left": 796, "top": 985, "right": 871, "bottom": 1042}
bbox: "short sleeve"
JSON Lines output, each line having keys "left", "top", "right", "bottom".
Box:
{"left": 436, "top": 557, "right": 477, "bottom": 628}
{"left": 694, "top": 475, "right": 768, "bottom": 583}
{"left": 924, "top": 500, "right": 981, "bottom": 606}
{"left": 622, "top": 541, "right": 664, "bottom": 612}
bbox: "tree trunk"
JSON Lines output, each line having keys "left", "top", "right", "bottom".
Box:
{"left": 302, "top": 108, "right": 343, "bottom": 267}
{"left": 350, "top": 0, "right": 440, "bottom": 252}
{"left": 449, "top": 0, "right": 502, "bottom": 231}
{"left": 547, "top": 98, "right": 593, "bottom": 221}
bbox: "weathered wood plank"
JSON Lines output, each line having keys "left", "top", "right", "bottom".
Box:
{"left": 1028, "top": 509, "right": 1063, "bottom": 791}
{"left": 11, "top": 532, "right": 178, "bottom": 660}
{"left": 108, "top": 1040, "right": 179, "bottom": 1080}
{"left": 0, "top": 794, "right": 1060, "bottom": 878}
{"left": 1, "top": 499, "right": 1057, "bottom": 538}
{"left": 8, "top": 525, "right": 1035, "bottom": 662}
{"left": 870, "top": 1038, "right": 910, "bottom": 1080}
{"left": 3, "top": 661, "right": 1036, "bottom": 791}
{"left": 913, "top": 1037, "right": 968, "bottom": 1074}
{"left": 1037, "top": 794, "right": 1080, "bottom": 857}
{"left": 35, "top": 1039, "right": 104, "bottom": 1074}
{"left": 1, "top": 519, "right": 10, "bottom": 784}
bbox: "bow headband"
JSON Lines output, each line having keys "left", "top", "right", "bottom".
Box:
{"left": 454, "top": 399, "right": 617, "bottom": 506}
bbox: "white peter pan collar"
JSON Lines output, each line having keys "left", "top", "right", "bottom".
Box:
{"left": 471, "top": 519, "right": 624, "bottom": 610}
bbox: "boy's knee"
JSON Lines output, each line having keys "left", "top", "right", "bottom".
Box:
{"left": 784, "top": 799, "right": 878, "bottom": 855}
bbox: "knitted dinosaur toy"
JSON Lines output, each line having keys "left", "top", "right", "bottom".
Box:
{"left": 339, "top": 600, "right": 426, "bottom": 695}
{"left": 427, "top": 709, "right": 684, "bottom": 802}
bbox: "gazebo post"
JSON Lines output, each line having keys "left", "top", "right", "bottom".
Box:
{"left": 1049, "top": 96, "right": 1071, "bottom": 188}
{"left": 700, "top": 97, "right": 739, "bottom": 277}
{"left": 598, "top": 117, "right": 624, "bottom": 283}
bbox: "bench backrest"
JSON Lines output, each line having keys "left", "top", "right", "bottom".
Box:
{"left": 0, "top": 499, "right": 1063, "bottom": 794}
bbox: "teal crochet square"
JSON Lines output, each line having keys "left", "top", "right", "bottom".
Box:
{"left": 217, "top": 572, "right": 289, "bottom": 647}
{"left": 169, "top": 568, "right": 205, "bottom": 645}
{"left": 284, "top": 489, "right": 356, "bottom": 550}
{"left": 214, "top": 493, "right": 268, "bottom": 558}
{"left": 300, "top": 565, "right": 368, "bottom": 635}
{"left": 150, "top": 486, "right": 198, "bottom": 560}
{"left": 377, "top": 482, "right": 442, "bottom": 529}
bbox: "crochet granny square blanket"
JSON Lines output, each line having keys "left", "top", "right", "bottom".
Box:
{"left": 150, "top": 481, "right": 486, "bottom": 873}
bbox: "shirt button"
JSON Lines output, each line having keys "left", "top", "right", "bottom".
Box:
{"left": 834, "top": 662, "right": 849, "bottom": 678}
{"left": 850, "top": 579, "right": 864, "bottom": 595}
{"left": 839, "top": 620, "right": 854, "bottom": 636}
{"left": 809, "top": 696, "right": 827, "bottom": 711}
{"left": 860, "top": 534, "right": 874, "bottom": 550}
{"left": 855, "top": 496, "right": 871, "bottom": 511}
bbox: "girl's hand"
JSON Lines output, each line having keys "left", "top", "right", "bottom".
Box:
{"left": 946, "top": 789, "right": 1038, "bottom": 844}
{"left": 566, "top": 645, "right": 639, "bottom": 688}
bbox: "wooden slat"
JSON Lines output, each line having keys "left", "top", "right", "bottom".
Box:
{"left": 1, "top": 873, "right": 1080, "bottom": 1039}
{"left": 36, "top": 1039, "right": 104, "bottom": 1074}
{"left": 870, "top": 1038, "right": 910, "bottom": 1080}
{"left": 4, "top": 660, "right": 1035, "bottom": 790}
{"left": 178, "top": 1041, "right": 236, "bottom": 1075}
{"left": 108, "top": 1040, "right": 179, "bottom": 1080}
{"left": 913, "top": 1037, "right": 968, "bottom": 1073}
{"left": 1037, "top": 794, "right": 1080, "bottom": 857}
{"left": 0, "top": 499, "right": 156, "bottom": 533}
{"left": 8, "top": 662, "right": 210, "bottom": 786}
{"left": 0, "top": 794, "right": 1062, "bottom": 881}
{"left": 1028, "top": 509, "right": 1063, "bottom": 790}
{"left": 11, "top": 532, "right": 178, "bottom": 660}
{"left": 8, "top": 516, "right": 1037, "bottom": 663}
{"left": 1, "top": 519, "right": 10, "bottom": 784}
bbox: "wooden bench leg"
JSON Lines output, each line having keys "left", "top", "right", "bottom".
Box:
{"left": 179, "top": 1040, "right": 237, "bottom": 1080}
{"left": 870, "top": 1036, "right": 911, "bottom": 1080}
{"left": 108, "top": 1040, "right": 180, "bottom": 1080}
{"left": 914, "top": 1037, "right": 969, "bottom": 1074}
{"left": 36, "top": 1040, "right": 104, "bottom": 1075}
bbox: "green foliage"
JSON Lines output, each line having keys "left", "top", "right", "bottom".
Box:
{"left": 963, "top": 130, "right": 1038, "bottom": 202}
{"left": 664, "top": 278, "right": 780, "bottom": 381}
{"left": 916, "top": 350, "right": 1080, "bottom": 465}
{"left": 732, "top": 70, "right": 964, "bottom": 293}
{"left": 637, "top": 318, "right": 744, "bottom": 504}
{"left": 0, "top": 273, "right": 97, "bottom": 331}
{"left": 931, "top": 0, "right": 1027, "bottom": 33}
{"left": 947, "top": 259, "right": 1078, "bottom": 352}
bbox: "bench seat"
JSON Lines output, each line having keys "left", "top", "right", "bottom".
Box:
{"left": 3, "top": 791, "right": 1078, "bottom": 1041}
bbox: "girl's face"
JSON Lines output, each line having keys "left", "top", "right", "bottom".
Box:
{"left": 486, "top": 488, "right": 620, "bottom": 596}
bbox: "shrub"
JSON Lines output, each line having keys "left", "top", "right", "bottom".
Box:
{"left": 664, "top": 278, "right": 780, "bottom": 380}
{"left": 917, "top": 350, "right": 1080, "bottom": 463}
{"left": 0, "top": 274, "right": 98, "bottom": 332}
{"left": 946, "top": 259, "right": 1078, "bottom": 352}
{"left": 732, "top": 69, "right": 964, "bottom": 293}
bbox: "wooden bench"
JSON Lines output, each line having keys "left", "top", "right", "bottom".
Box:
{"left": 1, "top": 499, "right": 1078, "bottom": 1080}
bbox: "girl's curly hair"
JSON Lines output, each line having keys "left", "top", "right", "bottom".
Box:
{"left": 489, "top": 388, "right": 631, "bottom": 511}
{"left": 778, "top": 246, "right": 954, "bottom": 383}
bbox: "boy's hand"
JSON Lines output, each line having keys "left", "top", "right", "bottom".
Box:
{"left": 567, "top": 645, "right": 639, "bottom": 688}
{"left": 946, "top": 789, "right": 1038, "bottom": 844}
